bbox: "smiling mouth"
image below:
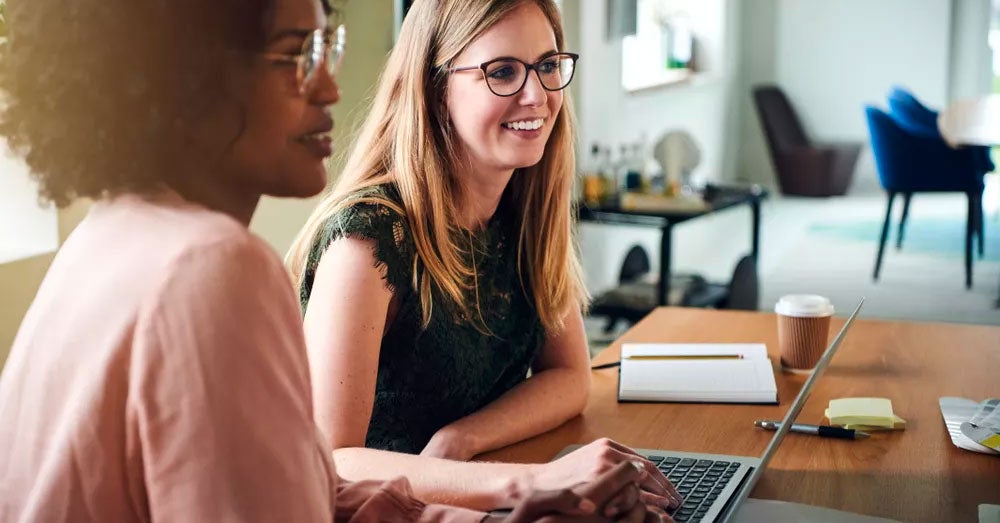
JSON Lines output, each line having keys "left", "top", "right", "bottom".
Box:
{"left": 502, "top": 118, "right": 545, "bottom": 131}
{"left": 297, "top": 131, "right": 331, "bottom": 143}
{"left": 297, "top": 131, "right": 333, "bottom": 158}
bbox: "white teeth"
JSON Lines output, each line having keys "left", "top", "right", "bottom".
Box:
{"left": 503, "top": 118, "right": 544, "bottom": 131}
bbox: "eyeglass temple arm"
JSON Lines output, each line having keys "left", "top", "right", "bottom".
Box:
{"left": 447, "top": 65, "right": 482, "bottom": 73}
{"left": 260, "top": 53, "right": 301, "bottom": 64}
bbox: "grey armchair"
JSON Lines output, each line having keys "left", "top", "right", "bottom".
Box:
{"left": 753, "top": 85, "right": 862, "bottom": 197}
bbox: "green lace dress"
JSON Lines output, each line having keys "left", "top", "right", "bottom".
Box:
{"left": 299, "top": 184, "right": 545, "bottom": 454}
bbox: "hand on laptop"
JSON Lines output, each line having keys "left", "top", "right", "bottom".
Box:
{"left": 534, "top": 438, "right": 682, "bottom": 511}
{"left": 488, "top": 461, "right": 671, "bottom": 522}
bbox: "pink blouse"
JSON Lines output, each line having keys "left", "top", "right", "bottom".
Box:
{"left": 0, "top": 192, "right": 483, "bottom": 523}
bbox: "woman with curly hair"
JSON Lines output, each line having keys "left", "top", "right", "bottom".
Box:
{"left": 286, "top": 0, "right": 680, "bottom": 514}
{"left": 0, "top": 0, "right": 658, "bottom": 521}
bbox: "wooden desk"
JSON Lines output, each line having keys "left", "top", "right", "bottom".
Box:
{"left": 481, "top": 308, "right": 1000, "bottom": 522}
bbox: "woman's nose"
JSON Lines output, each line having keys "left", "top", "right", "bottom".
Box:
{"left": 517, "top": 70, "right": 547, "bottom": 107}
{"left": 309, "top": 65, "right": 341, "bottom": 106}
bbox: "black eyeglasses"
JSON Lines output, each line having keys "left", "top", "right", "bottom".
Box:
{"left": 447, "top": 52, "right": 579, "bottom": 97}
{"left": 262, "top": 25, "right": 346, "bottom": 93}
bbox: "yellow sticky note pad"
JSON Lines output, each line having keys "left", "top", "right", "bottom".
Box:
{"left": 825, "top": 397, "right": 906, "bottom": 430}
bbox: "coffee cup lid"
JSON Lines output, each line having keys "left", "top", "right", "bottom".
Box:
{"left": 775, "top": 294, "right": 834, "bottom": 317}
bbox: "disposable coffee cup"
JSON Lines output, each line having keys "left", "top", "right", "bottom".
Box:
{"left": 775, "top": 294, "right": 834, "bottom": 374}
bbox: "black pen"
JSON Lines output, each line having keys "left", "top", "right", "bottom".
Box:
{"left": 754, "top": 420, "right": 870, "bottom": 440}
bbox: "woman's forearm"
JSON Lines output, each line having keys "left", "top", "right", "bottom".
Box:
{"left": 331, "top": 447, "right": 537, "bottom": 510}
{"left": 429, "top": 367, "right": 589, "bottom": 460}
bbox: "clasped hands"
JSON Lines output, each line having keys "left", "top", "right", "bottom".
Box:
{"left": 423, "top": 435, "right": 682, "bottom": 522}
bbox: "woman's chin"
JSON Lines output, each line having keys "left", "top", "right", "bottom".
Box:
{"left": 267, "top": 168, "right": 328, "bottom": 199}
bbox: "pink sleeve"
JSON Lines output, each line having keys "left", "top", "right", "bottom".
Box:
{"left": 127, "top": 236, "right": 337, "bottom": 522}
{"left": 333, "top": 477, "right": 485, "bottom": 523}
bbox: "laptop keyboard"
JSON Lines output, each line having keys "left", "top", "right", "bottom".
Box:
{"left": 648, "top": 455, "right": 740, "bottom": 522}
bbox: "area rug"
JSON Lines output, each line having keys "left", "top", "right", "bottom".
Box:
{"left": 809, "top": 215, "right": 999, "bottom": 262}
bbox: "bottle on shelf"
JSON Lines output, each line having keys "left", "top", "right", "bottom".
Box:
{"left": 599, "top": 146, "right": 616, "bottom": 200}
{"left": 581, "top": 143, "right": 604, "bottom": 205}
{"left": 641, "top": 136, "right": 665, "bottom": 195}
{"left": 614, "top": 144, "right": 630, "bottom": 194}
{"left": 626, "top": 143, "right": 643, "bottom": 193}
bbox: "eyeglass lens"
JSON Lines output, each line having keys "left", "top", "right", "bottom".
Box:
{"left": 301, "top": 25, "right": 346, "bottom": 87}
{"left": 484, "top": 55, "right": 576, "bottom": 96}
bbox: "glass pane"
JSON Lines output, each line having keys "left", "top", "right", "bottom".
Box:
{"left": 485, "top": 59, "right": 526, "bottom": 94}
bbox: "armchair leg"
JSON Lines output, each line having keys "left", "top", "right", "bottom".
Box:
{"left": 896, "top": 193, "right": 911, "bottom": 250}
{"left": 977, "top": 192, "right": 985, "bottom": 259}
{"left": 966, "top": 192, "right": 974, "bottom": 289}
{"left": 874, "top": 192, "right": 895, "bottom": 282}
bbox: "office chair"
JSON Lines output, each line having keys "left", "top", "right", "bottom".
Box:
{"left": 865, "top": 105, "right": 987, "bottom": 289}
{"left": 886, "top": 87, "right": 992, "bottom": 256}
{"left": 719, "top": 255, "right": 758, "bottom": 310}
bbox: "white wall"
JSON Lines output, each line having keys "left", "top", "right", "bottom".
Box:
{"left": 0, "top": 141, "right": 58, "bottom": 264}
{"left": 775, "top": 0, "right": 952, "bottom": 140}
{"left": 740, "top": 0, "right": 955, "bottom": 193}
{"left": 576, "top": 0, "right": 736, "bottom": 186}
{"left": 574, "top": 0, "right": 742, "bottom": 292}
{"left": 734, "top": 0, "right": 777, "bottom": 191}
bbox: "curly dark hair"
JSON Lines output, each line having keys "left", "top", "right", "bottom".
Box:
{"left": 0, "top": 0, "right": 333, "bottom": 208}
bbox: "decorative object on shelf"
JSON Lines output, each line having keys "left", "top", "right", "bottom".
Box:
{"left": 654, "top": 130, "right": 701, "bottom": 195}
{"left": 651, "top": 3, "right": 693, "bottom": 70}
{"left": 665, "top": 16, "right": 693, "bottom": 70}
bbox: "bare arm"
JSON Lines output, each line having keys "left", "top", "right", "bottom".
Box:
{"left": 304, "top": 236, "right": 538, "bottom": 510}
{"left": 304, "top": 238, "right": 678, "bottom": 512}
{"left": 303, "top": 236, "right": 389, "bottom": 449}
{"left": 420, "top": 308, "right": 591, "bottom": 460}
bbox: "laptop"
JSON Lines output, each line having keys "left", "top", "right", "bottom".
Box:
{"left": 557, "top": 298, "right": 865, "bottom": 523}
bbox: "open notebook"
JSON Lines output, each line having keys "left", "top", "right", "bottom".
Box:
{"left": 618, "top": 343, "right": 778, "bottom": 404}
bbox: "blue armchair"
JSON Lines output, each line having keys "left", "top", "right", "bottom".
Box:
{"left": 886, "top": 87, "right": 992, "bottom": 256}
{"left": 864, "top": 105, "right": 987, "bottom": 288}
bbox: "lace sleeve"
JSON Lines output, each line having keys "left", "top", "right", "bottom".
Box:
{"left": 299, "top": 195, "right": 415, "bottom": 311}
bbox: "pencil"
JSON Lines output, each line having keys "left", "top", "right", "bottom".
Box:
{"left": 591, "top": 354, "right": 744, "bottom": 370}
{"left": 625, "top": 354, "right": 744, "bottom": 361}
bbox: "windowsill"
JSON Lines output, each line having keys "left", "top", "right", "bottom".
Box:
{"left": 0, "top": 243, "right": 57, "bottom": 265}
{"left": 623, "top": 70, "right": 720, "bottom": 94}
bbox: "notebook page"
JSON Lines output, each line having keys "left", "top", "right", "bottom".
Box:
{"left": 619, "top": 359, "right": 776, "bottom": 402}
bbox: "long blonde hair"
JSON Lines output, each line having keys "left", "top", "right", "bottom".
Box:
{"left": 287, "top": 0, "right": 587, "bottom": 333}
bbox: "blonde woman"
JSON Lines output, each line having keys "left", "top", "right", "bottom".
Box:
{"left": 287, "top": 0, "right": 680, "bottom": 514}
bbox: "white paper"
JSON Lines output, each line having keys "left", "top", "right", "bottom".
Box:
{"left": 939, "top": 397, "right": 999, "bottom": 455}
{"left": 619, "top": 344, "right": 777, "bottom": 403}
{"left": 969, "top": 398, "right": 1000, "bottom": 432}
